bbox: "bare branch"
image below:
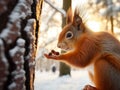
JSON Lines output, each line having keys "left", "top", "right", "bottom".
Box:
{"left": 44, "top": 0, "right": 66, "bottom": 17}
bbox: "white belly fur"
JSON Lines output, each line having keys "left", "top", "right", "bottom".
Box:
{"left": 86, "top": 63, "right": 94, "bottom": 77}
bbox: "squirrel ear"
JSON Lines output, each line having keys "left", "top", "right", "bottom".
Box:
{"left": 66, "top": 7, "right": 73, "bottom": 24}
{"left": 73, "top": 8, "right": 82, "bottom": 30}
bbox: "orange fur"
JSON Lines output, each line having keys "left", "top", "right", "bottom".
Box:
{"left": 44, "top": 7, "right": 120, "bottom": 90}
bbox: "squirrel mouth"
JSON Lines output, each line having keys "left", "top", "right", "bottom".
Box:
{"left": 61, "top": 47, "right": 72, "bottom": 51}
{"left": 57, "top": 43, "right": 72, "bottom": 51}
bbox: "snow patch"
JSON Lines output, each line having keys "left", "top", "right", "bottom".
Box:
{"left": 8, "top": 82, "right": 16, "bottom": 90}
{"left": 29, "top": 61, "right": 36, "bottom": 67}
{"left": 9, "top": 0, "right": 31, "bottom": 23}
{"left": 24, "top": 19, "right": 36, "bottom": 32}
{"left": 9, "top": 46, "right": 25, "bottom": 57}
{"left": 17, "top": 38, "right": 25, "bottom": 47}
{"left": 34, "top": 70, "right": 92, "bottom": 90}
{"left": 9, "top": 38, "right": 25, "bottom": 59}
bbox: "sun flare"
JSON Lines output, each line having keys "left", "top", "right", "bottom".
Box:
{"left": 87, "top": 21, "right": 101, "bottom": 32}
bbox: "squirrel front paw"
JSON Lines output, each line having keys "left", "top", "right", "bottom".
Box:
{"left": 44, "top": 50, "right": 60, "bottom": 60}
{"left": 83, "top": 85, "right": 97, "bottom": 90}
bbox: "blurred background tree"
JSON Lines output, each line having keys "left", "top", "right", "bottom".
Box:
{"left": 86, "top": 0, "right": 120, "bottom": 33}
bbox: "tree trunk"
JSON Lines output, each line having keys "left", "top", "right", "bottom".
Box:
{"left": 59, "top": 0, "right": 71, "bottom": 76}
{"left": 110, "top": 16, "right": 114, "bottom": 33}
{"left": 0, "top": 0, "right": 43, "bottom": 90}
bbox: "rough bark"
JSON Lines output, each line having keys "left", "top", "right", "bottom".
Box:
{"left": 0, "top": 0, "right": 43, "bottom": 90}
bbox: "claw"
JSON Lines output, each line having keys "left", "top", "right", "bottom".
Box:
{"left": 83, "top": 85, "right": 97, "bottom": 90}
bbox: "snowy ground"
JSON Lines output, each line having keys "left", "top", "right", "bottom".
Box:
{"left": 34, "top": 70, "right": 93, "bottom": 90}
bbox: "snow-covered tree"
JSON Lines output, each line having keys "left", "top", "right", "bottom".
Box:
{"left": 0, "top": 0, "right": 43, "bottom": 90}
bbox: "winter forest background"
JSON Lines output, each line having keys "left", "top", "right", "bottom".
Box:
{"left": 35, "top": 0, "right": 120, "bottom": 90}
{"left": 36, "top": 0, "right": 120, "bottom": 71}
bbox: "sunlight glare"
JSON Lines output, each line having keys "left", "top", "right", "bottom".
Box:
{"left": 87, "top": 21, "right": 101, "bottom": 32}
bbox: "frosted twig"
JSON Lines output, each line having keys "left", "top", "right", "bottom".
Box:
{"left": 44, "top": 0, "right": 66, "bottom": 17}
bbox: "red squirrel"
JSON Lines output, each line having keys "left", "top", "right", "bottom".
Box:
{"left": 44, "top": 7, "right": 120, "bottom": 90}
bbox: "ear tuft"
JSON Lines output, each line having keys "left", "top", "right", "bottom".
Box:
{"left": 66, "top": 7, "right": 73, "bottom": 24}
{"left": 73, "top": 8, "right": 82, "bottom": 29}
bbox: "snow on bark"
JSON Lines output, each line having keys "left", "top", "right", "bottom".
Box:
{"left": 0, "top": 0, "right": 43, "bottom": 89}
{"left": 24, "top": 19, "right": 36, "bottom": 67}
{"left": 0, "top": 0, "right": 32, "bottom": 44}
{"left": 24, "top": 19, "right": 36, "bottom": 90}
{"left": 8, "top": 38, "right": 26, "bottom": 90}
{"left": 0, "top": 39, "right": 9, "bottom": 90}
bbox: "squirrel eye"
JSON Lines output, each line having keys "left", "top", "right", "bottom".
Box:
{"left": 65, "top": 31, "right": 73, "bottom": 39}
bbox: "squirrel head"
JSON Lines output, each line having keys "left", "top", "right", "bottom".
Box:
{"left": 57, "top": 7, "right": 86, "bottom": 51}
